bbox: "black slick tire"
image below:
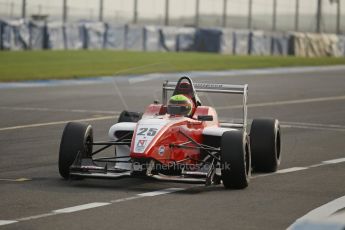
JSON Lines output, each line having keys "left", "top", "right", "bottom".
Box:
{"left": 221, "top": 131, "right": 251, "bottom": 189}
{"left": 250, "top": 118, "right": 281, "bottom": 173}
{"left": 58, "top": 122, "right": 93, "bottom": 179}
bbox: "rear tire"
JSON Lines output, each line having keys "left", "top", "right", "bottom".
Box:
{"left": 221, "top": 131, "right": 251, "bottom": 189}
{"left": 250, "top": 118, "right": 281, "bottom": 172}
{"left": 59, "top": 122, "right": 93, "bottom": 179}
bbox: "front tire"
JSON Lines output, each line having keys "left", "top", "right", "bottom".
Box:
{"left": 250, "top": 118, "right": 281, "bottom": 172}
{"left": 221, "top": 131, "right": 251, "bottom": 189}
{"left": 59, "top": 122, "right": 93, "bottom": 179}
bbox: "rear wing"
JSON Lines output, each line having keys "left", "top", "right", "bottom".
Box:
{"left": 162, "top": 79, "right": 248, "bottom": 131}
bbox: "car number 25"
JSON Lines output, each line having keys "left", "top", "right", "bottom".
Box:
{"left": 137, "top": 128, "right": 158, "bottom": 136}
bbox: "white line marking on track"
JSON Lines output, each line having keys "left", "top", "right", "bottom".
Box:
{"left": 16, "top": 213, "right": 56, "bottom": 221}
{"left": 281, "top": 124, "right": 345, "bottom": 132}
{"left": 137, "top": 188, "right": 186, "bottom": 197}
{"left": 110, "top": 188, "right": 186, "bottom": 203}
{"left": 0, "top": 220, "right": 18, "bottom": 226}
{"left": 0, "top": 106, "right": 118, "bottom": 115}
{"left": 1, "top": 111, "right": 344, "bottom": 133}
{"left": 276, "top": 167, "right": 308, "bottom": 174}
{"left": 0, "top": 178, "right": 31, "bottom": 182}
{"left": 53, "top": 203, "right": 111, "bottom": 214}
{"left": 220, "top": 117, "right": 345, "bottom": 132}
{"left": 110, "top": 196, "right": 141, "bottom": 203}
{"left": 216, "top": 95, "right": 345, "bottom": 110}
{"left": 281, "top": 121, "right": 345, "bottom": 129}
{"left": 322, "top": 158, "right": 345, "bottom": 164}
{"left": 308, "top": 163, "right": 325, "bottom": 168}
{"left": 1, "top": 156, "right": 345, "bottom": 227}
{"left": 253, "top": 157, "right": 345, "bottom": 178}
{"left": 2, "top": 95, "right": 344, "bottom": 117}
{"left": 0, "top": 115, "right": 115, "bottom": 132}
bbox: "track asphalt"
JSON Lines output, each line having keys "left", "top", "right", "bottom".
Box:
{"left": 0, "top": 66, "right": 344, "bottom": 229}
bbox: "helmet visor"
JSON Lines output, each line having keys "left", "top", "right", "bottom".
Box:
{"left": 167, "top": 104, "right": 191, "bottom": 116}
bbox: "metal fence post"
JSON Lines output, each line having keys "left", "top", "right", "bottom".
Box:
{"left": 222, "top": 0, "right": 227, "bottom": 27}
{"left": 63, "top": 0, "right": 67, "bottom": 23}
{"left": 272, "top": 0, "right": 277, "bottom": 31}
{"left": 248, "top": 0, "right": 253, "bottom": 29}
{"left": 99, "top": 0, "right": 104, "bottom": 22}
{"left": 165, "top": 0, "right": 169, "bottom": 26}
{"left": 316, "top": 0, "right": 322, "bottom": 33}
{"left": 295, "top": 0, "right": 299, "bottom": 31}
{"left": 21, "top": 0, "right": 26, "bottom": 19}
{"left": 195, "top": 0, "right": 200, "bottom": 27}
{"left": 133, "top": 0, "right": 138, "bottom": 24}
{"left": 336, "top": 0, "right": 341, "bottom": 34}
{"left": 10, "top": 2, "right": 14, "bottom": 18}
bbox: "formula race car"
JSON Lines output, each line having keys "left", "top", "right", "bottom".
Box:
{"left": 58, "top": 76, "right": 281, "bottom": 189}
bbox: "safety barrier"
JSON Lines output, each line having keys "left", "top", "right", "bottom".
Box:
{"left": 0, "top": 19, "right": 344, "bottom": 57}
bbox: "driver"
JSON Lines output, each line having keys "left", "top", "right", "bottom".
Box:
{"left": 167, "top": 94, "right": 194, "bottom": 116}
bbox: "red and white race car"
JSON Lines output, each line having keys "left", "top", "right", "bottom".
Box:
{"left": 58, "top": 76, "right": 281, "bottom": 189}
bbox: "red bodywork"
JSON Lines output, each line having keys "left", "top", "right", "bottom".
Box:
{"left": 129, "top": 104, "right": 219, "bottom": 165}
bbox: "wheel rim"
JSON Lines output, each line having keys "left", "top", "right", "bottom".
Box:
{"left": 84, "top": 134, "right": 93, "bottom": 157}
{"left": 245, "top": 141, "right": 250, "bottom": 177}
{"left": 275, "top": 125, "right": 281, "bottom": 161}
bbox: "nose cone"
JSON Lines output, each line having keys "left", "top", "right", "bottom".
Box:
{"left": 132, "top": 118, "right": 169, "bottom": 154}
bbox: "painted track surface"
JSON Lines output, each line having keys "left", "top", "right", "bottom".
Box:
{"left": 0, "top": 67, "right": 344, "bottom": 229}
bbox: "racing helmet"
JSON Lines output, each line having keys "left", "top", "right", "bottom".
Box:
{"left": 167, "top": 94, "right": 194, "bottom": 116}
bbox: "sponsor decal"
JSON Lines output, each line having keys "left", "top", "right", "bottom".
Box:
{"left": 158, "top": 146, "right": 165, "bottom": 155}
{"left": 137, "top": 139, "right": 147, "bottom": 147}
{"left": 134, "top": 119, "right": 168, "bottom": 153}
{"left": 135, "top": 139, "right": 147, "bottom": 152}
{"left": 194, "top": 83, "right": 223, "bottom": 88}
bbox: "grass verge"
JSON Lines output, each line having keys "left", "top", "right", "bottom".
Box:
{"left": 1, "top": 50, "right": 344, "bottom": 82}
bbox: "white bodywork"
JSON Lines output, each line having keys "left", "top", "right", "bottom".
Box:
{"left": 133, "top": 118, "right": 169, "bottom": 153}
{"left": 202, "top": 126, "right": 237, "bottom": 136}
{"left": 108, "top": 122, "right": 136, "bottom": 141}
{"left": 108, "top": 122, "right": 136, "bottom": 170}
{"left": 107, "top": 119, "right": 170, "bottom": 168}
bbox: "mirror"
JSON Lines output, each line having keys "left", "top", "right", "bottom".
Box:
{"left": 197, "top": 115, "right": 213, "bottom": 121}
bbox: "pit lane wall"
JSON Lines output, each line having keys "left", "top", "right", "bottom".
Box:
{"left": 1, "top": 19, "right": 344, "bottom": 57}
